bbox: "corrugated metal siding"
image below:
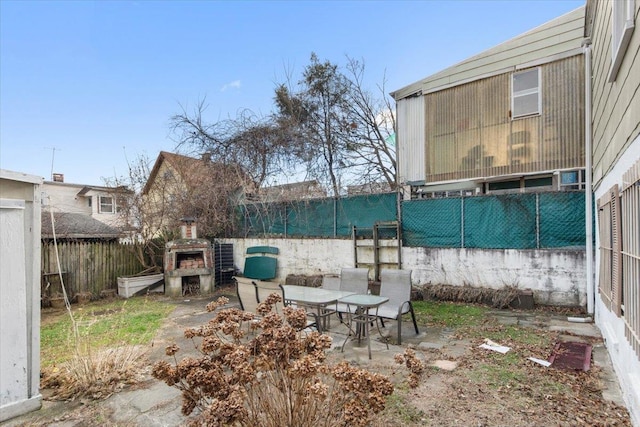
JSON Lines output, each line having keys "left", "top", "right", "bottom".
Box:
{"left": 423, "top": 55, "right": 584, "bottom": 183}
{"left": 397, "top": 96, "right": 425, "bottom": 183}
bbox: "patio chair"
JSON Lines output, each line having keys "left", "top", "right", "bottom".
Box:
{"left": 335, "top": 268, "right": 369, "bottom": 318}
{"left": 376, "top": 269, "right": 419, "bottom": 345}
{"left": 321, "top": 274, "right": 341, "bottom": 291}
{"left": 234, "top": 276, "right": 259, "bottom": 313}
{"left": 253, "top": 280, "right": 320, "bottom": 332}
{"left": 253, "top": 279, "right": 285, "bottom": 314}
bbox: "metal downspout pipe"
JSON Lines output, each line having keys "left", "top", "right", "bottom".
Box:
{"left": 584, "top": 39, "right": 594, "bottom": 315}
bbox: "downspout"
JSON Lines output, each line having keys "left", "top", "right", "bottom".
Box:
{"left": 583, "top": 38, "right": 594, "bottom": 315}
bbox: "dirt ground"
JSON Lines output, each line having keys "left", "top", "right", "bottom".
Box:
{"left": 6, "top": 291, "right": 633, "bottom": 427}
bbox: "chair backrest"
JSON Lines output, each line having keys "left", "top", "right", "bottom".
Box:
{"left": 243, "top": 246, "right": 278, "bottom": 280}
{"left": 322, "top": 274, "right": 341, "bottom": 291}
{"left": 253, "top": 279, "right": 285, "bottom": 313}
{"left": 235, "top": 277, "right": 259, "bottom": 313}
{"left": 340, "top": 268, "right": 369, "bottom": 294}
{"left": 379, "top": 269, "right": 412, "bottom": 309}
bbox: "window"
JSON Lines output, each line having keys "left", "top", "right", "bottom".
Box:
{"left": 609, "top": 0, "right": 635, "bottom": 82}
{"left": 511, "top": 68, "right": 541, "bottom": 119}
{"left": 99, "top": 196, "right": 114, "bottom": 214}
{"left": 560, "top": 170, "right": 586, "bottom": 190}
{"left": 486, "top": 175, "right": 553, "bottom": 194}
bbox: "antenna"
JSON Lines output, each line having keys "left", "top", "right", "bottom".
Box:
{"left": 44, "top": 147, "right": 61, "bottom": 180}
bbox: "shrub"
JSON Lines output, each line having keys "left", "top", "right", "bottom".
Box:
{"left": 152, "top": 296, "right": 394, "bottom": 427}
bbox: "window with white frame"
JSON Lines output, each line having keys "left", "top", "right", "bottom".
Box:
{"left": 99, "top": 196, "right": 114, "bottom": 214}
{"left": 610, "top": 0, "right": 635, "bottom": 82}
{"left": 511, "top": 68, "right": 541, "bottom": 119}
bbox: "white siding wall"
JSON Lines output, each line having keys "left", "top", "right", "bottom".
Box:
{"left": 42, "top": 182, "right": 91, "bottom": 215}
{"left": 397, "top": 96, "right": 425, "bottom": 184}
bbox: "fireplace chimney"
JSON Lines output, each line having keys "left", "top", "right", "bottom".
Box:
{"left": 180, "top": 216, "right": 197, "bottom": 239}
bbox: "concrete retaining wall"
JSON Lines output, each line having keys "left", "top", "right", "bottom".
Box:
{"left": 220, "top": 238, "right": 586, "bottom": 307}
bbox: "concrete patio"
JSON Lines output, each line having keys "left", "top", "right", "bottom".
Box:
{"left": 2, "top": 293, "right": 626, "bottom": 427}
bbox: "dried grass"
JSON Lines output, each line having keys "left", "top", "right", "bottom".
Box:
{"left": 419, "top": 283, "right": 520, "bottom": 308}
{"left": 42, "top": 345, "right": 148, "bottom": 400}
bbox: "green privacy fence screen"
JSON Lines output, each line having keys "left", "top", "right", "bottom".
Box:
{"left": 402, "top": 191, "right": 586, "bottom": 249}
{"left": 236, "top": 191, "right": 586, "bottom": 249}
{"left": 238, "top": 193, "right": 398, "bottom": 238}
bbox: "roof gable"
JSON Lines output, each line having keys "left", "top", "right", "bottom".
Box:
{"left": 143, "top": 151, "right": 252, "bottom": 195}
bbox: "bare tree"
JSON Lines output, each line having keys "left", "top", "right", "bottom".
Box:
{"left": 274, "top": 54, "right": 397, "bottom": 196}
{"left": 105, "top": 154, "right": 176, "bottom": 272}
{"left": 275, "top": 53, "right": 353, "bottom": 197}
{"left": 343, "top": 56, "right": 397, "bottom": 190}
{"left": 170, "top": 100, "right": 300, "bottom": 191}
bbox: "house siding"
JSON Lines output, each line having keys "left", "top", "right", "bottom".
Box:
{"left": 43, "top": 182, "right": 92, "bottom": 215}
{"left": 590, "top": 0, "right": 640, "bottom": 187}
{"left": 42, "top": 182, "right": 129, "bottom": 232}
{"left": 588, "top": 0, "right": 640, "bottom": 424}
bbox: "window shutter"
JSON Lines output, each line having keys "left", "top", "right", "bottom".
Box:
{"left": 610, "top": 185, "right": 622, "bottom": 317}
{"left": 597, "top": 193, "right": 613, "bottom": 306}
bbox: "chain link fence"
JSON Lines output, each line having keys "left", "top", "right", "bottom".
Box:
{"left": 238, "top": 193, "right": 398, "bottom": 238}
{"left": 402, "top": 191, "right": 587, "bottom": 249}
{"left": 236, "top": 191, "right": 588, "bottom": 249}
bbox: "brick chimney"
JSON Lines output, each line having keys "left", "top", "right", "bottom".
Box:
{"left": 180, "top": 217, "right": 197, "bottom": 239}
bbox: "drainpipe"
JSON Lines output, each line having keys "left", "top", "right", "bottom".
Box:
{"left": 583, "top": 38, "right": 594, "bottom": 315}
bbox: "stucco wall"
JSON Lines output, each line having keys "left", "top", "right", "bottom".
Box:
{"left": 221, "top": 238, "right": 587, "bottom": 307}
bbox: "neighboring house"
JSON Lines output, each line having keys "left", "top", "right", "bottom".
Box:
{"left": 0, "top": 169, "right": 42, "bottom": 421}
{"left": 41, "top": 176, "right": 133, "bottom": 237}
{"left": 143, "top": 151, "right": 252, "bottom": 237}
{"left": 585, "top": 0, "right": 640, "bottom": 423}
{"left": 256, "top": 180, "right": 327, "bottom": 202}
{"left": 391, "top": 7, "right": 587, "bottom": 198}
{"left": 346, "top": 182, "right": 392, "bottom": 196}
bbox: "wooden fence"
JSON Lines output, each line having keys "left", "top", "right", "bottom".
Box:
{"left": 41, "top": 241, "right": 146, "bottom": 299}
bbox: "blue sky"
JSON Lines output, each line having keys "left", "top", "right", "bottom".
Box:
{"left": 1, "top": 0, "right": 585, "bottom": 185}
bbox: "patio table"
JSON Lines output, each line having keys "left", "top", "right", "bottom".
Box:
{"left": 281, "top": 285, "right": 355, "bottom": 331}
{"left": 338, "top": 294, "right": 389, "bottom": 359}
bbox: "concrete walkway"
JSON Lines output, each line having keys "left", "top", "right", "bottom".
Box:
{"left": 2, "top": 294, "right": 626, "bottom": 427}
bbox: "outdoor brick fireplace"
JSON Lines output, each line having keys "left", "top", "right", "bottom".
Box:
{"left": 164, "top": 218, "right": 214, "bottom": 297}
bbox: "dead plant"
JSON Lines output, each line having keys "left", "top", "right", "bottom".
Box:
{"left": 394, "top": 348, "right": 426, "bottom": 388}
{"left": 42, "top": 345, "right": 147, "bottom": 400}
{"left": 420, "top": 283, "right": 520, "bottom": 308}
{"left": 152, "top": 296, "right": 394, "bottom": 427}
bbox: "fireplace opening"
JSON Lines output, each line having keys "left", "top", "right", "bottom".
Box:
{"left": 176, "top": 251, "right": 206, "bottom": 269}
{"left": 182, "top": 275, "right": 200, "bottom": 295}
